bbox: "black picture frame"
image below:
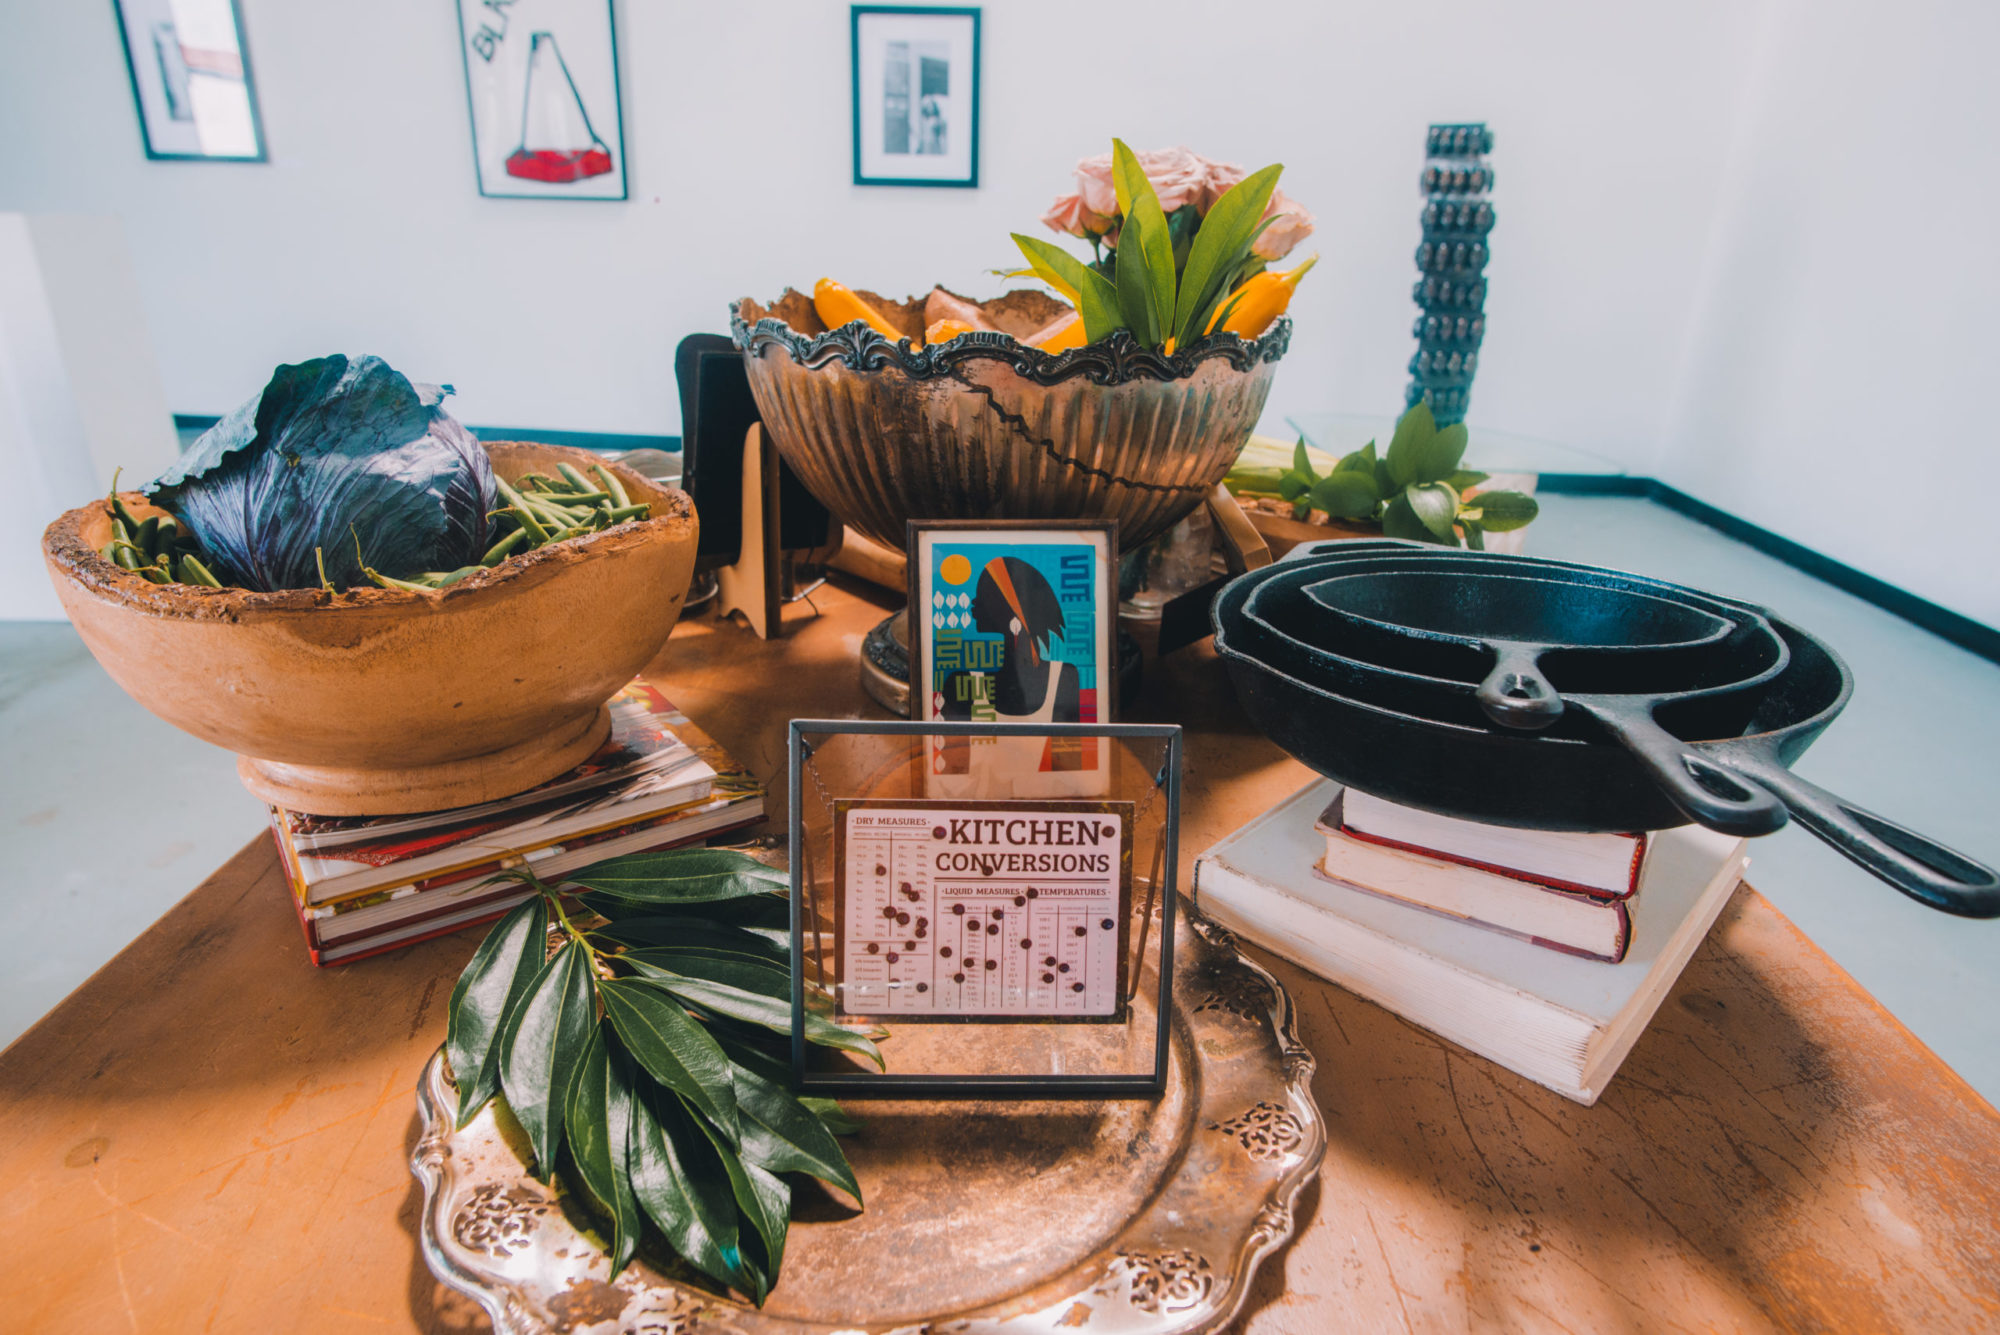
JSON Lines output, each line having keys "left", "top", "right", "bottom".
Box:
{"left": 906, "top": 518, "right": 1120, "bottom": 727}
{"left": 453, "top": 0, "right": 629, "bottom": 202}
{"left": 850, "top": 5, "right": 981, "bottom": 189}
{"left": 788, "top": 718, "right": 1181, "bottom": 1098}
{"left": 111, "top": 0, "right": 269, "bottom": 163}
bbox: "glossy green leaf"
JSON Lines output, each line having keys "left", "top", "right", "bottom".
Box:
{"left": 1173, "top": 162, "right": 1282, "bottom": 343}
{"left": 731, "top": 1063, "right": 863, "bottom": 1203}
{"left": 627, "top": 1087, "right": 745, "bottom": 1291}
{"left": 626, "top": 950, "right": 791, "bottom": 998}
{"left": 713, "top": 1029, "right": 793, "bottom": 1085}
{"left": 1110, "top": 140, "right": 1178, "bottom": 345}
{"left": 594, "top": 917, "right": 787, "bottom": 963}
{"left": 1276, "top": 471, "right": 1309, "bottom": 502}
{"left": 1335, "top": 441, "right": 1378, "bottom": 476}
{"left": 1011, "top": 234, "right": 1124, "bottom": 343}
{"left": 630, "top": 971, "right": 885, "bottom": 1070}
{"left": 498, "top": 940, "right": 597, "bottom": 1180}
{"left": 564, "top": 1026, "right": 643, "bottom": 1275}
{"left": 583, "top": 889, "right": 788, "bottom": 930}
{"left": 1310, "top": 471, "right": 1381, "bottom": 520}
{"left": 1472, "top": 489, "right": 1540, "bottom": 532}
{"left": 445, "top": 897, "right": 548, "bottom": 1129}
{"left": 1463, "top": 521, "right": 1486, "bottom": 550}
{"left": 1445, "top": 469, "right": 1490, "bottom": 492}
{"left": 561, "top": 849, "right": 783, "bottom": 904}
{"left": 1385, "top": 401, "right": 1437, "bottom": 489}
{"left": 1380, "top": 493, "right": 1439, "bottom": 544}
{"left": 1406, "top": 482, "right": 1462, "bottom": 541}
{"left": 1292, "top": 437, "right": 1313, "bottom": 481}
{"left": 1421, "top": 422, "right": 1470, "bottom": 483}
{"left": 599, "top": 978, "right": 739, "bottom": 1140}
{"left": 689, "top": 1099, "right": 791, "bottom": 1303}
{"left": 799, "top": 1096, "right": 863, "bottom": 1137}
{"left": 1373, "top": 457, "right": 1398, "bottom": 499}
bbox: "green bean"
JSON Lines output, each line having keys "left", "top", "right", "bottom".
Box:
{"left": 517, "top": 472, "right": 562, "bottom": 492}
{"left": 604, "top": 503, "right": 650, "bottom": 522}
{"left": 532, "top": 488, "right": 611, "bottom": 506}
{"left": 136, "top": 563, "right": 169, "bottom": 584}
{"left": 110, "top": 493, "right": 146, "bottom": 535}
{"left": 362, "top": 566, "right": 430, "bottom": 592}
{"left": 481, "top": 528, "right": 528, "bottom": 565}
{"left": 422, "top": 564, "right": 482, "bottom": 588}
{"left": 315, "top": 547, "right": 336, "bottom": 592}
{"left": 180, "top": 554, "right": 224, "bottom": 588}
{"left": 134, "top": 515, "right": 161, "bottom": 556}
{"left": 502, "top": 504, "right": 550, "bottom": 545}
{"left": 111, "top": 540, "right": 141, "bottom": 571}
{"left": 590, "top": 463, "right": 631, "bottom": 510}
{"left": 555, "top": 462, "right": 596, "bottom": 494}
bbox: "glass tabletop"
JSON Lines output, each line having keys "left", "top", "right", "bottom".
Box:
{"left": 1285, "top": 412, "right": 1626, "bottom": 477}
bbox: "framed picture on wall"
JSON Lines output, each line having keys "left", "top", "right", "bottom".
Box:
{"left": 454, "top": 0, "right": 627, "bottom": 200}
{"left": 851, "top": 6, "right": 981, "bottom": 188}
{"left": 111, "top": 0, "right": 267, "bottom": 161}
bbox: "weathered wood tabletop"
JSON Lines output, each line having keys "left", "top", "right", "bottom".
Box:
{"left": 5, "top": 579, "right": 1997, "bottom": 1333}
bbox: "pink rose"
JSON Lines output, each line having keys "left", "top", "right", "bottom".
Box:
{"left": 1200, "top": 158, "right": 1247, "bottom": 212}
{"left": 1073, "top": 146, "right": 1210, "bottom": 217}
{"left": 1040, "top": 192, "right": 1115, "bottom": 238}
{"left": 1253, "top": 189, "right": 1316, "bottom": 261}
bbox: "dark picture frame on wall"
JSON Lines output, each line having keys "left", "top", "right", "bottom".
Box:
{"left": 850, "top": 6, "right": 981, "bottom": 188}
{"left": 111, "top": 0, "right": 268, "bottom": 162}
{"left": 454, "top": 0, "right": 628, "bottom": 201}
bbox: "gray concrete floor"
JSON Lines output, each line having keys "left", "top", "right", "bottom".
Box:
{"left": 3, "top": 495, "right": 1996, "bottom": 1106}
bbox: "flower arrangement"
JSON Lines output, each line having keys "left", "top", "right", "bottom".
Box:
{"left": 1011, "top": 139, "right": 1317, "bottom": 353}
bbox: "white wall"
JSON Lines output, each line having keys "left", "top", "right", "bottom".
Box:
{"left": 0, "top": 0, "right": 1988, "bottom": 625}
{"left": 1658, "top": 0, "right": 2000, "bottom": 629}
{"left": 0, "top": 0, "right": 1756, "bottom": 451}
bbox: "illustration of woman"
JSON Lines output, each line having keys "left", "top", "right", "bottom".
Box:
{"left": 939, "top": 556, "right": 1081, "bottom": 726}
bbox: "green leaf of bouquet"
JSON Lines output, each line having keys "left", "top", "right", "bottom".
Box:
{"left": 630, "top": 971, "right": 885, "bottom": 1071}
{"left": 1110, "top": 140, "right": 1177, "bottom": 345}
{"left": 1173, "top": 162, "right": 1282, "bottom": 343}
{"left": 799, "top": 1096, "right": 864, "bottom": 1136}
{"left": 498, "top": 940, "right": 597, "bottom": 1180}
{"left": 1385, "top": 401, "right": 1437, "bottom": 489}
{"left": 1310, "top": 471, "right": 1381, "bottom": 520}
{"left": 1012, "top": 234, "right": 1123, "bottom": 343}
{"left": 563, "top": 849, "right": 784, "bottom": 904}
{"left": 1473, "top": 489, "right": 1540, "bottom": 531}
{"left": 1405, "top": 482, "right": 1462, "bottom": 542}
{"left": 626, "top": 949, "right": 791, "bottom": 998}
{"left": 732, "top": 1063, "right": 864, "bottom": 1203}
{"left": 1380, "top": 493, "right": 1439, "bottom": 543}
{"left": 446, "top": 897, "right": 548, "bottom": 1129}
{"left": 627, "top": 1087, "right": 745, "bottom": 1292}
{"left": 689, "top": 1101, "right": 791, "bottom": 1303}
{"left": 1445, "top": 469, "right": 1490, "bottom": 491}
{"left": 594, "top": 917, "right": 788, "bottom": 963}
{"left": 599, "top": 977, "right": 740, "bottom": 1140}
{"left": 565, "top": 1026, "right": 644, "bottom": 1275}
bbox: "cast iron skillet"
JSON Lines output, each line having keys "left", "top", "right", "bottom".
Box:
{"left": 1302, "top": 566, "right": 1737, "bottom": 730}
{"left": 1242, "top": 559, "right": 1793, "bottom": 835}
{"left": 1212, "top": 566, "right": 2000, "bottom": 916}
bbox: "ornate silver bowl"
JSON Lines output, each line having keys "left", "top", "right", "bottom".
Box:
{"left": 730, "top": 290, "right": 1291, "bottom": 551}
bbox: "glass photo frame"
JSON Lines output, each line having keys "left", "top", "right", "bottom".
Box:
{"left": 112, "top": 0, "right": 267, "bottom": 162}
{"left": 788, "top": 720, "right": 1180, "bottom": 1098}
{"left": 850, "top": 5, "right": 981, "bottom": 188}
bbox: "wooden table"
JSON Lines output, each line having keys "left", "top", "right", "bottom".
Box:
{"left": 6, "top": 578, "right": 1997, "bottom": 1334}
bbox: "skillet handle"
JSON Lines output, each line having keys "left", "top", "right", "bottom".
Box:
{"left": 1573, "top": 697, "right": 1791, "bottom": 836}
{"left": 1475, "top": 643, "right": 1566, "bottom": 731}
{"left": 1709, "top": 753, "right": 2000, "bottom": 917}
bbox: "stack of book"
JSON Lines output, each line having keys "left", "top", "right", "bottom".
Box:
{"left": 1194, "top": 780, "right": 1748, "bottom": 1104}
{"left": 272, "top": 682, "right": 765, "bottom": 966}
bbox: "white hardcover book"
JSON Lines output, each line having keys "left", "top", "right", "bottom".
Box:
{"left": 1339, "top": 787, "right": 1647, "bottom": 898}
{"left": 1194, "top": 780, "right": 1747, "bottom": 1105}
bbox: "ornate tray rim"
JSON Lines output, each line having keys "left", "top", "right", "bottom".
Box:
{"left": 410, "top": 906, "right": 1325, "bottom": 1335}
{"left": 727, "top": 303, "right": 1293, "bottom": 388}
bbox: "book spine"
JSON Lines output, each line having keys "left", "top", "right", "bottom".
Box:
{"left": 1337, "top": 824, "right": 1640, "bottom": 901}
{"left": 1319, "top": 866, "right": 1631, "bottom": 964}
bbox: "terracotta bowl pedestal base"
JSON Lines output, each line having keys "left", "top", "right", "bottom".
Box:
{"left": 236, "top": 704, "right": 612, "bottom": 816}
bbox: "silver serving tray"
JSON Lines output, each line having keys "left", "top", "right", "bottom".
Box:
{"left": 411, "top": 909, "right": 1323, "bottom": 1334}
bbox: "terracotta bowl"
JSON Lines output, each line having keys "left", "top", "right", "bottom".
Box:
{"left": 42, "top": 442, "right": 699, "bottom": 816}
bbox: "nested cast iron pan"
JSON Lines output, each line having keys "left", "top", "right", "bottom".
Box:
{"left": 1242, "top": 559, "right": 1793, "bottom": 835}
{"left": 1212, "top": 553, "right": 1999, "bottom": 916}
{"left": 1302, "top": 566, "right": 1742, "bottom": 729}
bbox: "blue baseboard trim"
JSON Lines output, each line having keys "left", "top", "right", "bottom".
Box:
{"left": 172, "top": 414, "right": 681, "bottom": 455}
{"left": 1538, "top": 471, "right": 1999, "bottom": 664}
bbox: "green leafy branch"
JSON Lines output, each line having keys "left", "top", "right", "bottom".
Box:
{"left": 1010, "top": 138, "right": 1282, "bottom": 351}
{"left": 445, "top": 847, "right": 880, "bottom": 1303}
{"left": 1225, "top": 402, "right": 1539, "bottom": 548}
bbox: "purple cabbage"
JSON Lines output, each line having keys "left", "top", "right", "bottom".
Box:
{"left": 148, "top": 355, "right": 496, "bottom": 591}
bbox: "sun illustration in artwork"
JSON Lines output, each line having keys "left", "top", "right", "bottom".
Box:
{"left": 940, "top": 553, "right": 972, "bottom": 586}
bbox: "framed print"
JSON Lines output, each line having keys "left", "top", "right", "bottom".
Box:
{"left": 455, "top": 0, "right": 627, "bottom": 200}
{"left": 909, "top": 520, "right": 1117, "bottom": 799}
{"left": 111, "top": 0, "right": 267, "bottom": 161}
{"left": 788, "top": 719, "right": 1182, "bottom": 1097}
{"left": 850, "top": 5, "right": 981, "bottom": 188}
